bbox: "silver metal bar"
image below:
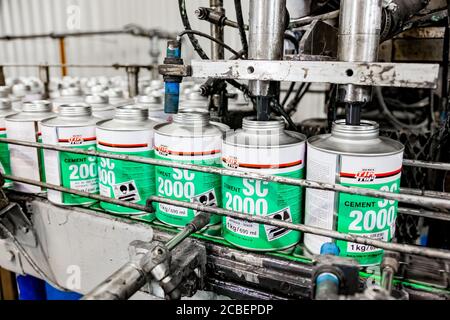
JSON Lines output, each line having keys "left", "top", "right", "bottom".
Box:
{"left": 0, "top": 63, "right": 154, "bottom": 69}
{"left": 400, "top": 188, "right": 450, "bottom": 200}
{"left": 337, "top": 0, "right": 383, "bottom": 103}
{"left": 1, "top": 137, "right": 449, "bottom": 210}
{"left": 289, "top": 10, "right": 340, "bottom": 28}
{"left": 403, "top": 159, "right": 450, "bottom": 171}
{"left": 398, "top": 207, "right": 450, "bottom": 222}
{"left": 189, "top": 60, "right": 439, "bottom": 89}
{"left": 4, "top": 174, "right": 450, "bottom": 261}
{"left": 248, "top": 0, "right": 286, "bottom": 98}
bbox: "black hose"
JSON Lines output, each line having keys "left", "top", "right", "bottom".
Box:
{"left": 234, "top": 0, "right": 248, "bottom": 57}
{"left": 178, "top": 0, "right": 209, "bottom": 59}
{"left": 282, "top": 82, "right": 296, "bottom": 108}
{"left": 285, "top": 83, "right": 311, "bottom": 115}
{"left": 271, "top": 98, "right": 297, "bottom": 131}
{"left": 178, "top": 30, "right": 241, "bottom": 57}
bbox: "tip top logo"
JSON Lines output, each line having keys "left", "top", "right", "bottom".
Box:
{"left": 157, "top": 145, "right": 169, "bottom": 156}
{"left": 223, "top": 156, "right": 239, "bottom": 169}
{"left": 68, "top": 135, "right": 84, "bottom": 145}
{"left": 355, "top": 169, "right": 376, "bottom": 182}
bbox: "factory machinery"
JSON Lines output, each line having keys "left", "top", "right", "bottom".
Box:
{"left": 0, "top": 0, "right": 450, "bottom": 301}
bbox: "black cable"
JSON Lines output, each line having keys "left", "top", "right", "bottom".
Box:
{"left": 178, "top": 0, "right": 209, "bottom": 59}
{"left": 282, "top": 82, "right": 296, "bottom": 108}
{"left": 284, "top": 33, "right": 299, "bottom": 53}
{"left": 271, "top": 98, "right": 297, "bottom": 131}
{"left": 285, "top": 83, "right": 311, "bottom": 115}
{"left": 178, "top": 30, "right": 242, "bottom": 57}
{"left": 234, "top": 0, "right": 248, "bottom": 57}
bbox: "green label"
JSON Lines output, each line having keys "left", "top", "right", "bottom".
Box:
{"left": 98, "top": 149, "right": 155, "bottom": 214}
{"left": 60, "top": 144, "right": 98, "bottom": 204}
{"left": 336, "top": 178, "right": 400, "bottom": 265}
{"left": 222, "top": 169, "right": 304, "bottom": 251}
{"left": 38, "top": 136, "right": 46, "bottom": 184}
{"left": 0, "top": 133, "right": 12, "bottom": 186}
{"left": 155, "top": 155, "right": 222, "bottom": 227}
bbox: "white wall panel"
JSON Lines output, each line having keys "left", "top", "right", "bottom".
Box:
{"left": 0, "top": 0, "right": 249, "bottom": 78}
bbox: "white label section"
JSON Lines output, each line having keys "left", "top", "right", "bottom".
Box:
{"left": 154, "top": 133, "right": 222, "bottom": 162}
{"left": 96, "top": 128, "right": 153, "bottom": 153}
{"left": 159, "top": 203, "right": 188, "bottom": 217}
{"left": 304, "top": 146, "right": 337, "bottom": 254}
{"left": 340, "top": 153, "right": 403, "bottom": 185}
{"left": 346, "top": 230, "right": 388, "bottom": 253}
{"left": 222, "top": 141, "right": 305, "bottom": 175}
{"left": 226, "top": 217, "right": 259, "bottom": 238}
{"left": 41, "top": 126, "right": 61, "bottom": 202}
{"left": 6, "top": 120, "right": 42, "bottom": 193}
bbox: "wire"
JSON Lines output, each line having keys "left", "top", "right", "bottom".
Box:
{"left": 234, "top": 0, "right": 248, "bottom": 58}
{"left": 178, "top": 0, "right": 209, "bottom": 60}
{"left": 178, "top": 30, "right": 241, "bottom": 58}
{"left": 271, "top": 98, "right": 297, "bottom": 131}
{"left": 0, "top": 222, "right": 68, "bottom": 292}
{"left": 285, "top": 83, "right": 311, "bottom": 115}
{"left": 282, "top": 82, "right": 296, "bottom": 108}
{"left": 375, "top": 87, "right": 428, "bottom": 130}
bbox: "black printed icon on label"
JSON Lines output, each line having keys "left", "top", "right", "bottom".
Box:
{"left": 113, "top": 180, "right": 141, "bottom": 202}
{"left": 191, "top": 189, "right": 217, "bottom": 215}
{"left": 264, "top": 208, "right": 292, "bottom": 241}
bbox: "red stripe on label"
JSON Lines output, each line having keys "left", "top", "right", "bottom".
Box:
{"left": 156, "top": 146, "right": 220, "bottom": 156}
{"left": 98, "top": 141, "right": 148, "bottom": 148}
{"left": 58, "top": 137, "right": 96, "bottom": 142}
{"left": 222, "top": 158, "right": 303, "bottom": 169}
{"left": 340, "top": 168, "right": 402, "bottom": 178}
{"left": 0, "top": 128, "right": 6, "bottom": 131}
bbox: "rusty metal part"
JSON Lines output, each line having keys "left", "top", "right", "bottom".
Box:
{"left": 4, "top": 174, "right": 450, "bottom": 261}
{"left": 1, "top": 137, "right": 449, "bottom": 211}
{"left": 188, "top": 60, "right": 439, "bottom": 89}
{"left": 289, "top": 10, "right": 340, "bottom": 28}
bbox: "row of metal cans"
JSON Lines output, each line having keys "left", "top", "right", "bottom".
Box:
{"left": 0, "top": 100, "right": 404, "bottom": 266}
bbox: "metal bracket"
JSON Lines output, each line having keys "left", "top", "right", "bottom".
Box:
{"left": 0, "top": 203, "right": 37, "bottom": 248}
{"left": 187, "top": 60, "right": 439, "bottom": 88}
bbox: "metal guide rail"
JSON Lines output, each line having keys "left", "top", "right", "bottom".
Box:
{"left": 1, "top": 137, "right": 450, "bottom": 262}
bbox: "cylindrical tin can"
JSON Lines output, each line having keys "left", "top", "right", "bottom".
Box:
{"left": 5, "top": 100, "right": 55, "bottom": 193}
{"left": 85, "top": 94, "right": 115, "bottom": 119}
{"left": 221, "top": 117, "right": 306, "bottom": 251}
{"left": 135, "top": 94, "right": 169, "bottom": 123}
{"left": 52, "top": 87, "right": 84, "bottom": 112}
{"left": 0, "top": 99, "right": 17, "bottom": 188}
{"left": 106, "top": 88, "right": 132, "bottom": 107}
{"left": 41, "top": 103, "right": 99, "bottom": 205}
{"left": 96, "top": 105, "right": 157, "bottom": 218}
{"left": 180, "top": 88, "right": 209, "bottom": 111}
{"left": 154, "top": 109, "right": 229, "bottom": 228}
{"left": 304, "top": 120, "right": 404, "bottom": 266}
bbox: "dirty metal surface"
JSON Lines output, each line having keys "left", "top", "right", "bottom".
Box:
{"left": 189, "top": 60, "right": 439, "bottom": 88}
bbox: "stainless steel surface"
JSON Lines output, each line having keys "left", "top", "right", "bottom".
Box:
{"left": 1, "top": 137, "right": 449, "bottom": 210}
{"left": 289, "top": 10, "right": 339, "bottom": 28}
{"left": 248, "top": 0, "right": 286, "bottom": 98}
{"left": 4, "top": 174, "right": 450, "bottom": 261}
{"left": 188, "top": 60, "right": 439, "bottom": 89}
{"left": 337, "top": 0, "right": 383, "bottom": 103}
{"left": 126, "top": 66, "right": 140, "bottom": 98}
{"left": 210, "top": 0, "right": 225, "bottom": 60}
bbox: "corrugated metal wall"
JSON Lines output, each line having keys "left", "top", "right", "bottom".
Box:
{"left": 0, "top": 0, "right": 249, "bottom": 77}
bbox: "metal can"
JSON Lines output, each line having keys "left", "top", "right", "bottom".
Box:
{"left": 304, "top": 120, "right": 404, "bottom": 266}
{"left": 179, "top": 87, "right": 209, "bottom": 111}
{"left": 96, "top": 105, "right": 157, "bottom": 217}
{"left": 135, "top": 94, "right": 169, "bottom": 123}
{"left": 5, "top": 100, "right": 55, "bottom": 193}
{"left": 41, "top": 103, "right": 99, "bottom": 206}
{"left": 106, "top": 88, "right": 132, "bottom": 107}
{"left": 221, "top": 117, "right": 306, "bottom": 251}
{"left": 154, "top": 109, "right": 229, "bottom": 227}
{"left": 85, "top": 94, "right": 115, "bottom": 119}
{"left": 52, "top": 87, "right": 84, "bottom": 112}
{"left": 0, "top": 99, "right": 17, "bottom": 188}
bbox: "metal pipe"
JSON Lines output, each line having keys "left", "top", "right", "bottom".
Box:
{"left": 4, "top": 174, "right": 450, "bottom": 261}
{"left": 1, "top": 138, "right": 450, "bottom": 210}
{"left": 0, "top": 63, "right": 154, "bottom": 69}
{"left": 58, "top": 38, "right": 67, "bottom": 77}
{"left": 398, "top": 207, "right": 450, "bottom": 222}
{"left": 81, "top": 263, "right": 146, "bottom": 300}
{"left": 126, "top": 66, "right": 140, "bottom": 98}
{"left": 289, "top": 10, "right": 340, "bottom": 28}
{"left": 210, "top": 0, "right": 225, "bottom": 60}
{"left": 380, "top": 266, "right": 394, "bottom": 294}
{"left": 402, "top": 159, "right": 450, "bottom": 171}
{"left": 0, "top": 28, "right": 177, "bottom": 41}
{"left": 0, "top": 66, "right": 5, "bottom": 86}
{"left": 337, "top": 0, "right": 382, "bottom": 108}
{"left": 248, "top": 0, "right": 286, "bottom": 120}
{"left": 38, "top": 65, "right": 50, "bottom": 99}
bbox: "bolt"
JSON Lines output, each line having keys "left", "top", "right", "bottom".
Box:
{"left": 21, "top": 226, "right": 29, "bottom": 233}
{"left": 6, "top": 250, "right": 14, "bottom": 261}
